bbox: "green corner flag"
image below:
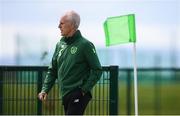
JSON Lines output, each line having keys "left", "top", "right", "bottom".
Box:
{"left": 103, "top": 14, "right": 138, "bottom": 116}
{"left": 104, "top": 14, "right": 136, "bottom": 46}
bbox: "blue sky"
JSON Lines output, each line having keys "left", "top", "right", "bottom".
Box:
{"left": 0, "top": 0, "right": 179, "bottom": 65}
{"left": 1, "top": 0, "right": 178, "bottom": 24}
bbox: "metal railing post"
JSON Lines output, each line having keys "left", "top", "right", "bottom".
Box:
{"left": 127, "top": 69, "right": 131, "bottom": 115}
{"left": 0, "top": 69, "right": 3, "bottom": 114}
{"left": 37, "top": 70, "right": 43, "bottom": 115}
{"left": 155, "top": 69, "right": 161, "bottom": 114}
{"left": 109, "top": 66, "right": 119, "bottom": 115}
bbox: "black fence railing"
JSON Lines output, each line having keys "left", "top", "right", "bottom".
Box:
{"left": 0, "top": 66, "right": 180, "bottom": 115}
{"left": 0, "top": 66, "right": 118, "bottom": 115}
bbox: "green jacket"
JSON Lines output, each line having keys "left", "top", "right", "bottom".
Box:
{"left": 41, "top": 30, "right": 102, "bottom": 98}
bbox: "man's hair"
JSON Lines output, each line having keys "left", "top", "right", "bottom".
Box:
{"left": 65, "top": 10, "right": 80, "bottom": 29}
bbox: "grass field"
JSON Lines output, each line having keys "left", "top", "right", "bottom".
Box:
{"left": 118, "top": 82, "right": 180, "bottom": 115}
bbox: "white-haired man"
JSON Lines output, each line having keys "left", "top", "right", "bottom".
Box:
{"left": 38, "top": 10, "right": 102, "bottom": 115}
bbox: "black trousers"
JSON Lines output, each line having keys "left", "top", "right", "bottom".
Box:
{"left": 62, "top": 88, "right": 92, "bottom": 115}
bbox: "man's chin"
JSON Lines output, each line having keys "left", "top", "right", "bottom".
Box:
{"left": 61, "top": 33, "right": 64, "bottom": 36}
{"left": 61, "top": 33, "right": 67, "bottom": 37}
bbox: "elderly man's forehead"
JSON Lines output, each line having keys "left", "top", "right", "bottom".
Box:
{"left": 60, "top": 15, "right": 67, "bottom": 20}
{"left": 60, "top": 15, "right": 70, "bottom": 22}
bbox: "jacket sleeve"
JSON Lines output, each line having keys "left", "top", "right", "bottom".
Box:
{"left": 81, "top": 42, "right": 102, "bottom": 93}
{"left": 41, "top": 44, "right": 58, "bottom": 94}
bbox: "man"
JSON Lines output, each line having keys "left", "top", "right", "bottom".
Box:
{"left": 38, "top": 10, "right": 102, "bottom": 115}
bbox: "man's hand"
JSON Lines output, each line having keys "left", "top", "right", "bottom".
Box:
{"left": 38, "top": 92, "right": 48, "bottom": 101}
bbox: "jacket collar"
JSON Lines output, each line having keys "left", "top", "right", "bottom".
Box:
{"left": 63, "top": 30, "right": 82, "bottom": 45}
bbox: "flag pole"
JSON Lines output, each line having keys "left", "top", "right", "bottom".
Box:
{"left": 133, "top": 43, "right": 138, "bottom": 116}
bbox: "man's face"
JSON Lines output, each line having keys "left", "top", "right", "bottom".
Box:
{"left": 58, "top": 16, "right": 73, "bottom": 37}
